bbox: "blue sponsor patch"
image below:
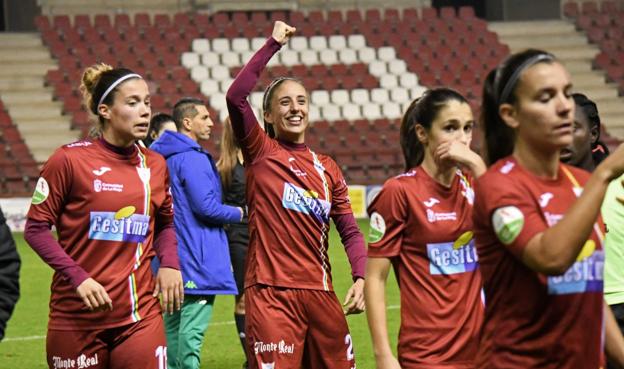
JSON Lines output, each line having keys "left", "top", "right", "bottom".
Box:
{"left": 281, "top": 183, "right": 330, "bottom": 224}
{"left": 427, "top": 240, "right": 479, "bottom": 275}
{"left": 89, "top": 212, "right": 150, "bottom": 243}
{"left": 547, "top": 250, "right": 604, "bottom": 295}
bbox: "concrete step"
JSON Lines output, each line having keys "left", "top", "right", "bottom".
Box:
{"left": 8, "top": 105, "right": 63, "bottom": 120}
{"left": 25, "top": 133, "right": 80, "bottom": 149}
{"left": 0, "top": 50, "right": 51, "bottom": 63}
{"left": 604, "top": 126, "right": 624, "bottom": 140}
{"left": 489, "top": 21, "right": 577, "bottom": 37}
{"left": 15, "top": 118, "right": 72, "bottom": 134}
{"left": 0, "top": 77, "right": 44, "bottom": 91}
{"left": 502, "top": 35, "right": 588, "bottom": 50}
{"left": 0, "top": 90, "right": 54, "bottom": 105}
{"left": 579, "top": 87, "right": 620, "bottom": 100}
{"left": 594, "top": 103, "right": 624, "bottom": 115}
{"left": 0, "top": 33, "right": 43, "bottom": 48}
{"left": 0, "top": 63, "right": 56, "bottom": 78}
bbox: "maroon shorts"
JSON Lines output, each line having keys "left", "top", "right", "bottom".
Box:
{"left": 46, "top": 313, "right": 167, "bottom": 369}
{"left": 246, "top": 285, "right": 356, "bottom": 369}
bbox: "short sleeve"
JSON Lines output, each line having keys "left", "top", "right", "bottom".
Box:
{"left": 366, "top": 179, "right": 407, "bottom": 258}
{"left": 27, "top": 148, "right": 72, "bottom": 226}
{"left": 476, "top": 174, "right": 545, "bottom": 259}
{"left": 327, "top": 158, "right": 352, "bottom": 216}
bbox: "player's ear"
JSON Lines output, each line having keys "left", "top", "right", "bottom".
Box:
{"left": 415, "top": 124, "right": 427, "bottom": 145}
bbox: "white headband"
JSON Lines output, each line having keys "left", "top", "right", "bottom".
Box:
{"left": 97, "top": 73, "right": 142, "bottom": 107}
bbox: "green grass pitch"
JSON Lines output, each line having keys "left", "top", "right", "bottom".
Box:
{"left": 0, "top": 219, "right": 400, "bottom": 368}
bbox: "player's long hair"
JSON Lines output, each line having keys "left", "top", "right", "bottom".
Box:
{"left": 400, "top": 88, "right": 469, "bottom": 171}
{"left": 481, "top": 49, "right": 556, "bottom": 165}
{"left": 80, "top": 63, "right": 141, "bottom": 138}
{"left": 217, "top": 116, "right": 241, "bottom": 190}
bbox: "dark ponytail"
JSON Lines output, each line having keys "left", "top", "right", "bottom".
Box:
{"left": 481, "top": 49, "right": 556, "bottom": 165}
{"left": 400, "top": 88, "right": 468, "bottom": 171}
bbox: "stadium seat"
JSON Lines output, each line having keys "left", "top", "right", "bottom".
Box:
{"left": 331, "top": 90, "right": 350, "bottom": 106}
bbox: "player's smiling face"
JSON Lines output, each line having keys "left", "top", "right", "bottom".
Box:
{"left": 264, "top": 80, "right": 309, "bottom": 144}
{"left": 100, "top": 78, "right": 151, "bottom": 146}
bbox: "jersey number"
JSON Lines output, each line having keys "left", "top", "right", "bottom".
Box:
{"left": 345, "top": 334, "right": 354, "bottom": 361}
{"left": 155, "top": 346, "right": 167, "bottom": 369}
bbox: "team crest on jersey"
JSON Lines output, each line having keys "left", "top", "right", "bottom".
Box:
{"left": 89, "top": 206, "right": 149, "bottom": 243}
{"left": 368, "top": 212, "right": 386, "bottom": 243}
{"left": 492, "top": 206, "right": 524, "bottom": 245}
{"left": 427, "top": 232, "right": 478, "bottom": 275}
{"left": 93, "top": 179, "right": 123, "bottom": 193}
{"left": 31, "top": 177, "right": 49, "bottom": 205}
{"left": 281, "top": 182, "right": 330, "bottom": 223}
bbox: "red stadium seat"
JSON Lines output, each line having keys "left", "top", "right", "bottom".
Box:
{"left": 74, "top": 15, "right": 91, "bottom": 30}
{"left": 458, "top": 6, "right": 477, "bottom": 19}
{"left": 134, "top": 13, "right": 151, "bottom": 28}
{"left": 563, "top": 2, "right": 580, "bottom": 18}
{"left": 114, "top": 14, "right": 131, "bottom": 29}
{"left": 581, "top": 1, "right": 599, "bottom": 15}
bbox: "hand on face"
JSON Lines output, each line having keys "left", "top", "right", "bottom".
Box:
{"left": 272, "top": 21, "right": 296, "bottom": 45}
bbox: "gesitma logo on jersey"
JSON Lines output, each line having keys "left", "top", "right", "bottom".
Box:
{"left": 281, "top": 182, "right": 330, "bottom": 224}
{"left": 89, "top": 205, "right": 149, "bottom": 243}
{"left": 427, "top": 231, "right": 478, "bottom": 275}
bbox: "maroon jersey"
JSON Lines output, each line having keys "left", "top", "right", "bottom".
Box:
{"left": 368, "top": 167, "right": 483, "bottom": 368}
{"left": 241, "top": 128, "right": 352, "bottom": 291}
{"left": 27, "top": 139, "right": 173, "bottom": 330}
{"left": 473, "top": 157, "right": 604, "bottom": 369}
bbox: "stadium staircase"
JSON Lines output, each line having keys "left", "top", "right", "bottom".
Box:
{"left": 0, "top": 33, "right": 78, "bottom": 163}
{"left": 490, "top": 19, "right": 624, "bottom": 141}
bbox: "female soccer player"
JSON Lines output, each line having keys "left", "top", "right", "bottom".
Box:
{"left": 365, "top": 88, "right": 485, "bottom": 369}
{"left": 24, "top": 63, "right": 183, "bottom": 369}
{"left": 559, "top": 93, "right": 609, "bottom": 171}
{"left": 217, "top": 117, "right": 250, "bottom": 368}
{"left": 144, "top": 112, "right": 177, "bottom": 147}
{"left": 226, "top": 21, "right": 367, "bottom": 369}
{"left": 474, "top": 49, "right": 624, "bottom": 368}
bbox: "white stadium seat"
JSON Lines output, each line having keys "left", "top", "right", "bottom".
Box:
{"left": 201, "top": 52, "right": 219, "bottom": 67}
{"left": 319, "top": 49, "right": 338, "bottom": 65}
{"left": 309, "top": 36, "right": 327, "bottom": 50}
{"left": 308, "top": 105, "right": 321, "bottom": 122}
{"left": 311, "top": 90, "right": 330, "bottom": 106}
{"left": 330, "top": 89, "right": 350, "bottom": 106}
{"left": 211, "top": 38, "right": 230, "bottom": 53}
{"left": 342, "top": 103, "right": 361, "bottom": 121}
{"left": 221, "top": 51, "right": 240, "bottom": 67}
{"left": 251, "top": 37, "right": 265, "bottom": 50}
{"left": 350, "top": 89, "right": 370, "bottom": 104}
{"left": 280, "top": 50, "right": 300, "bottom": 67}
{"left": 328, "top": 35, "right": 347, "bottom": 50}
{"left": 347, "top": 34, "right": 366, "bottom": 49}
{"left": 192, "top": 38, "right": 210, "bottom": 53}
{"left": 410, "top": 86, "right": 428, "bottom": 100}
{"left": 358, "top": 47, "right": 376, "bottom": 63}
{"left": 388, "top": 59, "right": 407, "bottom": 75}
{"left": 240, "top": 51, "right": 254, "bottom": 64}
{"left": 200, "top": 79, "right": 219, "bottom": 96}
{"left": 380, "top": 74, "right": 399, "bottom": 89}
{"left": 382, "top": 102, "right": 402, "bottom": 119}
{"left": 338, "top": 49, "right": 357, "bottom": 64}
{"left": 362, "top": 103, "right": 382, "bottom": 120}
{"left": 300, "top": 50, "right": 319, "bottom": 66}
{"left": 210, "top": 65, "right": 230, "bottom": 81}
{"left": 181, "top": 52, "right": 200, "bottom": 68}
{"left": 390, "top": 87, "right": 410, "bottom": 104}
{"left": 368, "top": 61, "right": 387, "bottom": 77}
{"left": 370, "top": 88, "right": 390, "bottom": 104}
{"left": 190, "top": 66, "right": 209, "bottom": 82}
{"left": 399, "top": 73, "right": 418, "bottom": 88}
{"left": 321, "top": 105, "right": 341, "bottom": 121}
{"left": 219, "top": 78, "right": 234, "bottom": 93}
{"left": 210, "top": 92, "right": 227, "bottom": 110}
{"left": 250, "top": 92, "right": 264, "bottom": 110}
{"left": 377, "top": 47, "right": 396, "bottom": 62}
{"left": 290, "top": 36, "right": 308, "bottom": 51}
{"left": 231, "top": 38, "right": 250, "bottom": 52}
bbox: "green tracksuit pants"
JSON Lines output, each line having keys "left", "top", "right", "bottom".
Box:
{"left": 164, "top": 295, "right": 215, "bottom": 369}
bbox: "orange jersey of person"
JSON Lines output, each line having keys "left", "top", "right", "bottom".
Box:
{"left": 368, "top": 167, "right": 484, "bottom": 368}
{"left": 27, "top": 139, "right": 174, "bottom": 330}
{"left": 474, "top": 156, "right": 604, "bottom": 368}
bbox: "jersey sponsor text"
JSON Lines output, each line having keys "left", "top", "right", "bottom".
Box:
{"left": 427, "top": 239, "right": 478, "bottom": 275}
{"left": 89, "top": 210, "right": 149, "bottom": 243}
{"left": 281, "top": 182, "right": 330, "bottom": 223}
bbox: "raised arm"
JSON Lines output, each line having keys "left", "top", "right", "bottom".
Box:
{"left": 226, "top": 21, "right": 295, "bottom": 142}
